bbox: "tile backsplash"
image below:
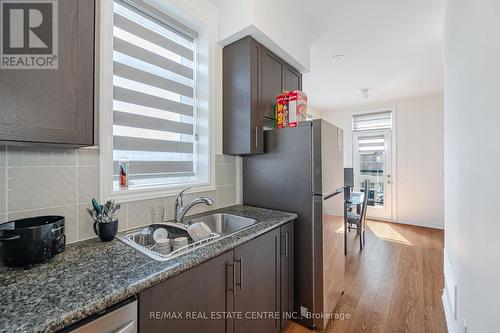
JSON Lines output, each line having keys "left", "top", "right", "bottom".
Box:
{"left": 0, "top": 146, "right": 240, "bottom": 243}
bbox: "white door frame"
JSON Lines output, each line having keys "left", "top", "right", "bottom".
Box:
{"left": 350, "top": 108, "right": 397, "bottom": 222}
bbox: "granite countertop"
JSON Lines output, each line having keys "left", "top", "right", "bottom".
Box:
{"left": 0, "top": 205, "right": 296, "bottom": 333}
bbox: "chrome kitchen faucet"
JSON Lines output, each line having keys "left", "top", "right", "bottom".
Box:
{"left": 174, "top": 188, "right": 214, "bottom": 224}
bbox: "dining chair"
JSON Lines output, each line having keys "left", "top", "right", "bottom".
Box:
{"left": 346, "top": 179, "right": 369, "bottom": 250}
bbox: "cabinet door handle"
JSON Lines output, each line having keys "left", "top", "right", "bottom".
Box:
{"left": 235, "top": 258, "right": 243, "bottom": 290}
{"left": 275, "top": 234, "right": 280, "bottom": 328}
{"left": 281, "top": 232, "right": 289, "bottom": 257}
{"left": 227, "top": 262, "right": 236, "bottom": 292}
{"left": 255, "top": 127, "right": 258, "bottom": 147}
{"left": 285, "top": 233, "right": 289, "bottom": 257}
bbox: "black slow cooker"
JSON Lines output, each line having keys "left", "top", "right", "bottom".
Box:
{"left": 0, "top": 216, "right": 65, "bottom": 267}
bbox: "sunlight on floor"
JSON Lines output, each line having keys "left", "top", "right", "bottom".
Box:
{"left": 334, "top": 220, "right": 412, "bottom": 245}
{"left": 368, "top": 221, "right": 412, "bottom": 245}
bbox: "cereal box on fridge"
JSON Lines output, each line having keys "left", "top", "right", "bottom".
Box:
{"left": 288, "top": 91, "right": 307, "bottom": 127}
{"left": 275, "top": 91, "right": 290, "bottom": 128}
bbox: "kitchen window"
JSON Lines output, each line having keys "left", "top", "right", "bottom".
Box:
{"left": 100, "top": 0, "right": 214, "bottom": 201}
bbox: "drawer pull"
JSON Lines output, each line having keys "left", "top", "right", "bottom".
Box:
{"left": 235, "top": 258, "right": 243, "bottom": 290}
{"left": 227, "top": 262, "right": 236, "bottom": 292}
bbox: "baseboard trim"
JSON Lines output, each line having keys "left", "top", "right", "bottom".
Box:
{"left": 367, "top": 217, "right": 444, "bottom": 230}
{"left": 442, "top": 290, "right": 457, "bottom": 333}
{"left": 443, "top": 250, "right": 458, "bottom": 333}
{"left": 390, "top": 219, "right": 444, "bottom": 230}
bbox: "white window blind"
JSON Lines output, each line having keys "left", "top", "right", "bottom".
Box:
{"left": 352, "top": 111, "right": 392, "bottom": 131}
{"left": 358, "top": 135, "right": 385, "bottom": 152}
{"left": 112, "top": 0, "right": 197, "bottom": 190}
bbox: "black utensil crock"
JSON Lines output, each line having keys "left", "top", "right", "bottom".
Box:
{"left": 93, "top": 220, "right": 118, "bottom": 242}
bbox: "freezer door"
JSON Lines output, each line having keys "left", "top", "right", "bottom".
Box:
{"left": 312, "top": 120, "right": 344, "bottom": 198}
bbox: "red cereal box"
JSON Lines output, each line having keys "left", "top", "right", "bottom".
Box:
{"left": 276, "top": 91, "right": 290, "bottom": 128}
{"left": 288, "top": 91, "right": 307, "bottom": 127}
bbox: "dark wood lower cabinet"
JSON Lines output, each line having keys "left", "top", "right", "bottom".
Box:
{"left": 234, "top": 228, "right": 281, "bottom": 333}
{"left": 139, "top": 251, "right": 233, "bottom": 333}
{"left": 138, "top": 222, "right": 293, "bottom": 333}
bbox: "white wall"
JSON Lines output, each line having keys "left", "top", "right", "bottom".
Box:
{"left": 443, "top": 0, "right": 500, "bottom": 332}
{"left": 320, "top": 94, "right": 444, "bottom": 228}
{"left": 216, "top": 0, "right": 310, "bottom": 71}
{"left": 308, "top": 106, "right": 323, "bottom": 119}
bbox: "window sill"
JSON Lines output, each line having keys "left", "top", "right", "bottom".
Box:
{"left": 107, "top": 181, "right": 215, "bottom": 203}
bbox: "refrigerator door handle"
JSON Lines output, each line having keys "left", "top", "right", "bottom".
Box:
{"left": 324, "top": 188, "right": 344, "bottom": 200}
{"left": 255, "top": 127, "right": 258, "bottom": 147}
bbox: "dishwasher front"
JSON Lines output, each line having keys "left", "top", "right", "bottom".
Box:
{"left": 60, "top": 297, "right": 137, "bottom": 333}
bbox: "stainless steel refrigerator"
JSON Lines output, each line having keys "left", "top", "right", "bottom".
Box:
{"left": 243, "top": 119, "right": 345, "bottom": 329}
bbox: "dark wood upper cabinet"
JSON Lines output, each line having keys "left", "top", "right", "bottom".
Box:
{"left": 223, "top": 36, "right": 262, "bottom": 155}
{"left": 260, "top": 48, "right": 284, "bottom": 119}
{"left": 0, "top": 0, "right": 95, "bottom": 147}
{"left": 283, "top": 65, "right": 302, "bottom": 92}
{"left": 223, "top": 36, "right": 302, "bottom": 155}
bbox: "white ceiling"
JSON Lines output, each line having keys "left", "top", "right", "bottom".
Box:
{"left": 208, "top": 0, "right": 446, "bottom": 111}
{"left": 297, "top": 0, "right": 446, "bottom": 110}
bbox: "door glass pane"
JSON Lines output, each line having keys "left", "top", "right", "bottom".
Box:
{"left": 358, "top": 136, "right": 385, "bottom": 207}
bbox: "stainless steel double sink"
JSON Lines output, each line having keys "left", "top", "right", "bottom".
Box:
{"left": 118, "top": 213, "right": 257, "bottom": 261}
{"left": 186, "top": 213, "right": 257, "bottom": 236}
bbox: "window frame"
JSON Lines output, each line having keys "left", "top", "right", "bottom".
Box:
{"left": 99, "top": 0, "right": 215, "bottom": 203}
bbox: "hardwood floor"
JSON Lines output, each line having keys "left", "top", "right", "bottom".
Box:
{"left": 282, "top": 219, "right": 446, "bottom": 333}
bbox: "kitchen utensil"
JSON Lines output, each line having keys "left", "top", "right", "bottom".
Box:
{"left": 89, "top": 199, "right": 121, "bottom": 225}
{"left": 110, "top": 204, "right": 121, "bottom": 218}
{"left": 103, "top": 200, "right": 114, "bottom": 217}
{"left": 87, "top": 208, "right": 98, "bottom": 221}
{"left": 187, "top": 222, "right": 212, "bottom": 241}
{"left": 0, "top": 216, "right": 65, "bottom": 267}
{"left": 153, "top": 228, "right": 169, "bottom": 242}
{"left": 92, "top": 198, "right": 102, "bottom": 215}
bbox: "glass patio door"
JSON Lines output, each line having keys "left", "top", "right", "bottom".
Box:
{"left": 352, "top": 129, "right": 393, "bottom": 220}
